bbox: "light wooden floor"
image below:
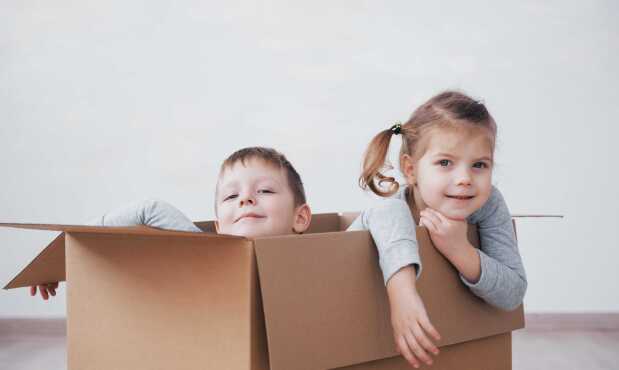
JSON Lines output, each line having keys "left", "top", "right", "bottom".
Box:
{"left": 512, "top": 329, "right": 619, "bottom": 369}
{"left": 1, "top": 328, "right": 618, "bottom": 370}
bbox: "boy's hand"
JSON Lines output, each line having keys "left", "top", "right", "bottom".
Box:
{"left": 419, "top": 208, "right": 469, "bottom": 259}
{"left": 387, "top": 266, "right": 441, "bottom": 368}
{"left": 30, "top": 282, "right": 58, "bottom": 300}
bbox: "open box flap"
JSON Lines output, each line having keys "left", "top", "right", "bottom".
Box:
{"left": 4, "top": 232, "right": 66, "bottom": 289}
{"left": 254, "top": 231, "right": 392, "bottom": 370}
{"left": 0, "top": 222, "right": 243, "bottom": 238}
{"left": 254, "top": 225, "right": 524, "bottom": 370}
{"left": 192, "top": 214, "right": 342, "bottom": 235}
{"left": 1, "top": 223, "right": 243, "bottom": 289}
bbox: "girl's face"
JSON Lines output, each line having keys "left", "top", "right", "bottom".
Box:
{"left": 403, "top": 127, "right": 494, "bottom": 220}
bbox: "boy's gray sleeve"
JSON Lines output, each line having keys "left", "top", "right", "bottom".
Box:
{"left": 463, "top": 187, "right": 528, "bottom": 311}
{"left": 87, "top": 199, "right": 202, "bottom": 233}
{"left": 347, "top": 199, "right": 421, "bottom": 284}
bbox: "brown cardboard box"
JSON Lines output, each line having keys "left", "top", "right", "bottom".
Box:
{"left": 2, "top": 213, "right": 524, "bottom": 370}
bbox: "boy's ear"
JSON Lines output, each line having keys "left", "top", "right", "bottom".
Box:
{"left": 214, "top": 220, "right": 220, "bottom": 234}
{"left": 401, "top": 154, "right": 417, "bottom": 186}
{"left": 292, "top": 204, "right": 312, "bottom": 234}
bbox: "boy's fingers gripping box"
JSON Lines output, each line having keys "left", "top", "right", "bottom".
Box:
{"left": 2, "top": 213, "right": 524, "bottom": 370}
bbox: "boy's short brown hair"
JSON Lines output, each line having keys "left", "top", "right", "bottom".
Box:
{"left": 218, "top": 147, "right": 307, "bottom": 207}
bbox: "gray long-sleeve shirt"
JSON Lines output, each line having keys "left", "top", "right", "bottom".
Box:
{"left": 87, "top": 198, "right": 202, "bottom": 232}
{"left": 347, "top": 186, "right": 527, "bottom": 311}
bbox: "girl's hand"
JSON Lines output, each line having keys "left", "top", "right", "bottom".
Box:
{"left": 419, "top": 208, "right": 469, "bottom": 259}
{"left": 386, "top": 266, "right": 441, "bottom": 368}
{"left": 30, "top": 282, "right": 58, "bottom": 300}
{"left": 419, "top": 208, "right": 482, "bottom": 283}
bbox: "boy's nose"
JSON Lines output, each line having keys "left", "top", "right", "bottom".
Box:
{"left": 239, "top": 195, "right": 256, "bottom": 207}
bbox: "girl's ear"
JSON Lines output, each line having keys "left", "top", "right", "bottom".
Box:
{"left": 292, "top": 204, "right": 312, "bottom": 234}
{"left": 401, "top": 154, "right": 417, "bottom": 185}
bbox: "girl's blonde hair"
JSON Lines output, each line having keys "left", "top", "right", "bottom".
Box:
{"left": 360, "top": 90, "right": 497, "bottom": 197}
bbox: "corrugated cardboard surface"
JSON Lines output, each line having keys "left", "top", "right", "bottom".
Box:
{"left": 4, "top": 232, "right": 65, "bottom": 289}
{"left": 2, "top": 214, "right": 524, "bottom": 370}
{"left": 194, "top": 213, "right": 342, "bottom": 235}
{"left": 65, "top": 232, "right": 260, "bottom": 370}
{"left": 255, "top": 231, "right": 393, "bottom": 370}
{"left": 2, "top": 224, "right": 239, "bottom": 289}
{"left": 254, "top": 221, "right": 523, "bottom": 370}
{"left": 335, "top": 333, "right": 511, "bottom": 370}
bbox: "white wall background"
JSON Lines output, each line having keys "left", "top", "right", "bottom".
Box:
{"left": 1, "top": 0, "right": 617, "bottom": 317}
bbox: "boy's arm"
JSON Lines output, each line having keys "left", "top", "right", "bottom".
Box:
{"left": 87, "top": 198, "right": 202, "bottom": 233}
{"left": 462, "top": 187, "right": 528, "bottom": 311}
{"left": 31, "top": 198, "right": 203, "bottom": 299}
{"left": 347, "top": 199, "right": 421, "bottom": 284}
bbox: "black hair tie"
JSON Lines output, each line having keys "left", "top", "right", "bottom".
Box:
{"left": 390, "top": 122, "right": 402, "bottom": 135}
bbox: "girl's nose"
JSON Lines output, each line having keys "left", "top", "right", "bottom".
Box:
{"left": 455, "top": 168, "right": 472, "bottom": 186}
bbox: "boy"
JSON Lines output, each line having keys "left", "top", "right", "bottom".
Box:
{"left": 31, "top": 147, "right": 312, "bottom": 299}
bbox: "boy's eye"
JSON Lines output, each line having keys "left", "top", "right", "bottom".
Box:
{"left": 473, "top": 162, "right": 488, "bottom": 169}
{"left": 438, "top": 159, "right": 451, "bottom": 167}
{"left": 223, "top": 194, "right": 238, "bottom": 201}
{"left": 257, "top": 189, "right": 274, "bottom": 194}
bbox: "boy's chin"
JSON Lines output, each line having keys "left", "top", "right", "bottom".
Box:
{"left": 229, "top": 226, "right": 290, "bottom": 238}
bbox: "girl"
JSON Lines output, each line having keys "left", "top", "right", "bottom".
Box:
{"left": 348, "top": 91, "right": 527, "bottom": 368}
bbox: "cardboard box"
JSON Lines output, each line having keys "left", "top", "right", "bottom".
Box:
{"left": 2, "top": 213, "right": 524, "bottom": 370}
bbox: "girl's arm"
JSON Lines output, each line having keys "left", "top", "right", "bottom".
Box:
{"left": 461, "top": 187, "right": 528, "bottom": 311}
{"left": 347, "top": 198, "right": 421, "bottom": 283}
{"left": 348, "top": 200, "right": 440, "bottom": 369}
{"left": 87, "top": 198, "right": 202, "bottom": 232}
{"left": 418, "top": 187, "right": 527, "bottom": 311}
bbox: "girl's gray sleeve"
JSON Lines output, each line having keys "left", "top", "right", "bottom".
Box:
{"left": 464, "top": 187, "right": 528, "bottom": 311}
{"left": 87, "top": 199, "right": 202, "bottom": 233}
{"left": 347, "top": 198, "right": 421, "bottom": 284}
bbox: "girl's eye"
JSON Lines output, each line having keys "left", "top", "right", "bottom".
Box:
{"left": 438, "top": 159, "right": 451, "bottom": 167}
{"left": 223, "top": 194, "right": 238, "bottom": 201}
{"left": 258, "top": 189, "right": 274, "bottom": 194}
{"left": 473, "top": 162, "right": 488, "bottom": 169}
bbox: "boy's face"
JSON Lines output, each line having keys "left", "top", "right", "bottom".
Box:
{"left": 215, "top": 158, "right": 310, "bottom": 237}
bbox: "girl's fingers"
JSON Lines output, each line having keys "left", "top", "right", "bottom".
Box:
{"left": 419, "top": 217, "right": 438, "bottom": 234}
{"left": 397, "top": 336, "right": 420, "bottom": 368}
{"left": 404, "top": 330, "right": 433, "bottom": 366}
{"left": 427, "top": 208, "right": 448, "bottom": 224}
{"left": 421, "top": 209, "right": 443, "bottom": 228}
{"left": 412, "top": 322, "right": 439, "bottom": 356}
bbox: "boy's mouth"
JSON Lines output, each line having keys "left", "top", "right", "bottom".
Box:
{"left": 235, "top": 213, "right": 266, "bottom": 223}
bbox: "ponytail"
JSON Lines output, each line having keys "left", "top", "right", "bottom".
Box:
{"left": 359, "top": 128, "right": 400, "bottom": 197}
{"left": 359, "top": 90, "right": 497, "bottom": 199}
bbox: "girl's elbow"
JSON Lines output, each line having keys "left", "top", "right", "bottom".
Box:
{"left": 499, "top": 298, "right": 523, "bottom": 311}
{"left": 497, "top": 279, "right": 528, "bottom": 311}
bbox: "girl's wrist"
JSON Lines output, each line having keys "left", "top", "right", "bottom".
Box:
{"left": 441, "top": 240, "right": 472, "bottom": 261}
{"left": 445, "top": 242, "right": 481, "bottom": 283}
{"left": 386, "top": 265, "right": 417, "bottom": 293}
